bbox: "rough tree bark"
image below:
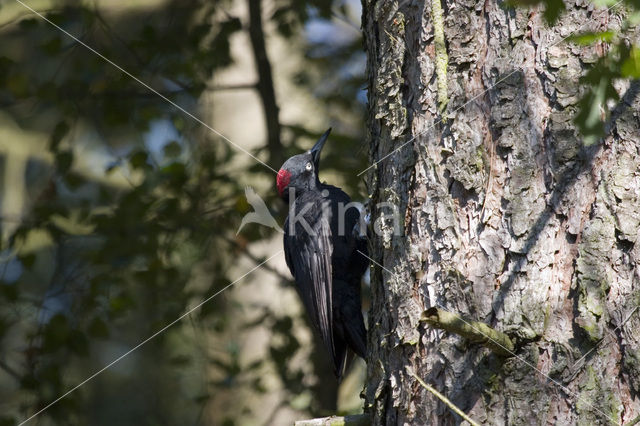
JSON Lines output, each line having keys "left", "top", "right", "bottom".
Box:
{"left": 362, "top": 0, "right": 640, "bottom": 424}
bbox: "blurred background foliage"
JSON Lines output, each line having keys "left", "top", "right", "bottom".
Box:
{"left": 1, "top": 0, "right": 638, "bottom": 424}
{"left": 0, "top": 0, "right": 367, "bottom": 424}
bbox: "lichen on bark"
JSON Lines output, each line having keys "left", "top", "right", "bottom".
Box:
{"left": 362, "top": 0, "right": 640, "bottom": 424}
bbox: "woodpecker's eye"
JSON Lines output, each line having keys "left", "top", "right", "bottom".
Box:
{"left": 305, "top": 162, "right": 313, "bottom": 171}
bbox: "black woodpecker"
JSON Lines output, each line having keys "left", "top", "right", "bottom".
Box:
{"left": 277, "top": 128, "right": 368, "bottom": 380}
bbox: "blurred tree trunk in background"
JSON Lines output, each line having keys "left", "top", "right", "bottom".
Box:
{"left": 362, "top": 0, "right": 640, "bottom": 424}
{"left": 247, "top": 0, "right": 283, "bottom": 166}
{"left": 0, "top": 0, "right": 367, "bottom": 424}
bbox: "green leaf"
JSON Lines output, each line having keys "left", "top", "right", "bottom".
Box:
{"left": 45, "top": 12, "right": 66, "bottom": 26}
{"left": 6, "top": 72, "right": 29, "bottom": 97}
{"left": 109, "top": 293, "right": 135, "bottom": 315}
{"left": 0, "top": 415, "right": 16, "bottom": 426}
{"left": 43, "top": 314, "right": 71, "bottom": 351}
{"left": 88, "top": 317, "right": 109, "bottom": 338}
{"left": 161, "top": 162, "right": 187, "bottom": 187}
{"left": 193, "top": 394, "right": 210, "bottom": 404}
{"left": 199, "top": 299, "right": 218, "bottom": 319}
{"left": 621, "top": 47, "right": 640, "bottom": 78}
{"left": 0, "top": 284, "right": 18, "bottom": 302}
{"left": 141, "top": 24, "right": 157, "bottom": 43}
{"left": 173, "top": 115, "right": 185, "bottom": 132}
{"left": 0, "top": 56, "right": 13, "bottom": 83}
{"left": 188, "top": 23, "right": 212, "bottom": 45}
{"left": 591, "top": 0, "right": 619, "bottom": 6}
{"left": 572, "top": 47, "right": 621, "bottom": 143}
{"left": 170, "top": 354, "right": 191, "bottom": 366}
{"left": 543, "top": 0, "right": 566, "bottom": 24}
{"left": 19, "top": 18, "right": 38, "bottom": 29}
{"left": 129, "top": 150, "right": 149, "bottom": 170}
{"left": 163, "top": 140, "right": 182, "bottom": 157}
{"left": 568, "top": 31, "right": 615, "bottom": 46}
{"left": 63, "top": 172, "right": 86, "bottom": 190}
{"left": 41, "top": 36, "right": 62, "bottom": 55}
{"left": 69, "top": 330, "right": 89, "bottom": 356}
{"left": 0, "top": 317, "right": 8, "bottom": 339}
{"left": 18, "top": 253, "right": 36, "bottom": 268}
{"left": 55, "top": 150, "right": 74, "bottom": 174}
{"left": 20, "top": 374, "right": 38, "bottom": 390}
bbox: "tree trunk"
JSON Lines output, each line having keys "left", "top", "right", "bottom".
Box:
{"left": 362, "top": 0, "right": 640, "bottom": 424}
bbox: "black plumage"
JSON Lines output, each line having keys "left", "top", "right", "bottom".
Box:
{"left": 277, "top": 129, "right": 368, "bottom": 380}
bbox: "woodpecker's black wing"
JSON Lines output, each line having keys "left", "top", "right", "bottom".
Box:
{"left": 283, "top": 204, "right": 336, "bottom": 368}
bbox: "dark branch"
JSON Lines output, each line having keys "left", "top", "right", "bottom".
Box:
{"left": 247, "top": 0, "right": 283, "bottom": 166}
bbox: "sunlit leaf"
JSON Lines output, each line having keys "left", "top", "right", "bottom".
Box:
{"left": 621, "top": 47, "right": 640, "bottom": 78}
{"left": 50, "top": 213, "right": 95, "bottom": 235}
{"left": 568, "top": 31, "right": 615, "bottom": 46}
{"left": 591, "top": 0, "right": 619, "bottom": 6}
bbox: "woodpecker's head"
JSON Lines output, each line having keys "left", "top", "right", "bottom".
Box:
{"left": 277, "top": 128, "right": 330, "bottom": 201}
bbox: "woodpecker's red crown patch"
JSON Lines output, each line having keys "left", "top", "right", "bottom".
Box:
{"left": 277, "top": 169, "right": 291, "bottom": 196}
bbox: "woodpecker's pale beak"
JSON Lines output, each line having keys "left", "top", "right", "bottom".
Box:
{"left": 310, "top": 128, "right": 331, "bottom": 168}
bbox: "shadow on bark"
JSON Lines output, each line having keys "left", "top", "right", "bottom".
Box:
{"left": 444, "top": 80, "right": 640, "bottom": 420}
{"left": 491, "top": 79, "right": 640, "bottom": 328}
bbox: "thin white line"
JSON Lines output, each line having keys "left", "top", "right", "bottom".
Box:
{"left": 357, "top": 250, "right": 620, "bottom": 425}
{"left": 17, "top": 250, "right": 283, "bottom": 426}
{"left": 358, "top": 0, "right": 625, "bottom": 177}
{"left": 14, "top": 0, "right": 277, "bottom": 174}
